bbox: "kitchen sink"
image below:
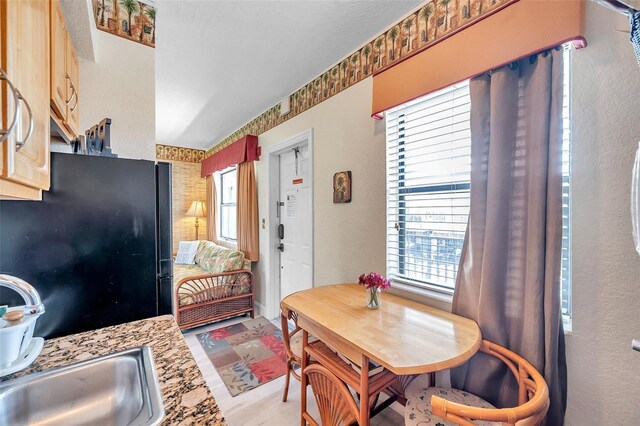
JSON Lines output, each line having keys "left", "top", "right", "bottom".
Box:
{"left": 0, "top": 346, "right": 164, "bottom": 426}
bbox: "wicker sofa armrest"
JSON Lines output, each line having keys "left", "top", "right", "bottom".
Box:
{"left": 175, "top": 269, "right": 254, "bottom": 308}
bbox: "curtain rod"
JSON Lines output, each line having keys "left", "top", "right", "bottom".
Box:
{"left": 592, "top": 0, "right": 638, "bottom": 15}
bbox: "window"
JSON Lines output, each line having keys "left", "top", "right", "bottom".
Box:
{"left": 219, "top": 168, "right": 237, "bottom": 241}
{"left": 386, "top": 81, "right": 471, "bottom": 292}
{"left": 386, "top": 48, "right": 572, "bottom": 317}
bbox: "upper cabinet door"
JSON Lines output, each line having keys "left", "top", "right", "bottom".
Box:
{"left": 0, "top": 0, "right": 51, "bottom": 198}
{"left": 50, "top": 0, "right": 66, "bottom": 120}
{"left": 65, "top": 34, "right": 79, "bottom": 136}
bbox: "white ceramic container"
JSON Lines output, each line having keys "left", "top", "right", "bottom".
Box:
{"left": 0, "top": 307, "right": 41, "bottom": 368}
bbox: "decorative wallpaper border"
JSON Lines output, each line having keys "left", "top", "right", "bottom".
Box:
{"left": 93, "top": 0, "right": 156, "bottom": 48}
{"left": 205, "top": 0, "right": 517, "bottom": 157}
{"left": 156, "top": 145, "right": 206, "bottom": 163}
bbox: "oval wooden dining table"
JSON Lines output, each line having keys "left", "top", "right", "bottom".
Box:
{"left": 281, "top": 283, "right": 482, "bottom": 426}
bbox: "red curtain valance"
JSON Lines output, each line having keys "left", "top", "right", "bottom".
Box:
{"left": 201, "top": 135, "right": 259, "bottom": 178}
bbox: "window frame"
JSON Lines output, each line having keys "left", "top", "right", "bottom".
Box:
{"left": 385, "top": 47, "right": 573, "bottom": 322}
{"left": 219, "top": 167, "right": 237, "bottom": 242}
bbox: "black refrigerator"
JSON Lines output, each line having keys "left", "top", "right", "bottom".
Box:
{"left": 0, "top": 153, "right": 173, "bottom": 339}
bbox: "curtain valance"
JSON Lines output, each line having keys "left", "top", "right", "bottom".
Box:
{"left": 371, "top": 0, "right": 586, "bottom": 116}
{"left": 201, "top": 135, "right": 259, "bottom": 178}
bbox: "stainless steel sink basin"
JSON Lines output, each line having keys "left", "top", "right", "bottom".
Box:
{"left": 0, "top": 346, "right": 164, "bottom": 426}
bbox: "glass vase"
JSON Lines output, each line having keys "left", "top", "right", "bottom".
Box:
{"left": 366, "top": 287, "right": 381, "bottom": 309}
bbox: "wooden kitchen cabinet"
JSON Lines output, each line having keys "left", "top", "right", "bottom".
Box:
{"left": 50, "top": 0, "right": 79, "bottom": 139}
{"left": 0, "top": 0, "right": 51, "bottom": 200}
{"left": 64, "top": 33, "right": 79, "bottom": 136}
{"left": 50, "top": 0, "right": 66, "bottom": 119}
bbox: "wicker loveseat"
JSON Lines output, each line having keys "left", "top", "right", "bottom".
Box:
{"left": 173, "top": 240, "right": 254, "bottom": 330}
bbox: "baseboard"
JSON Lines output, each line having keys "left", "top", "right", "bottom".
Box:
{"left": 255, "top": 301, "right": 267, "bottom": 318}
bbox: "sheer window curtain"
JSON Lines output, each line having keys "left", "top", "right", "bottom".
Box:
{"left": 451, "top": 48, "right": 567, "bottom": 425}
{"left": 205, "top": 175, "right": 217, "bottom": 243}
{"left": 237, "top": 161, "right": 259, "bottom": 261}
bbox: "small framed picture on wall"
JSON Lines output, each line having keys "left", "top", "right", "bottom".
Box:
{"left": 333, "top": 171, "right": 352, "bottom": 203}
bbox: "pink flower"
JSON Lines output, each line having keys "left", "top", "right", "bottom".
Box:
{"left": 358, "top": 272, "right": 391, "bottom": 291}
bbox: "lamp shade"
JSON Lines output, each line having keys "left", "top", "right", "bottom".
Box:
{"left": 185, "top": 201, "right": 206, "bottom": 218}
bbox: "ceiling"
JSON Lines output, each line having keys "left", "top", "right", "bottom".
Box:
{"left": 155, "top": 0, "right": 423, "bottom": 150}
{"left": 61, "top": 0, "right": 96, "bottom": 61}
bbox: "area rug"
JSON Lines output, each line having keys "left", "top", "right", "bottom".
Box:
{"left": 196, "top": 317, "right": 287, "bottom": 396}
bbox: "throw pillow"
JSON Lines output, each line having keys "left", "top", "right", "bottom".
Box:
{"left": 175, "top": 241, "right": 200, "bottom": 264}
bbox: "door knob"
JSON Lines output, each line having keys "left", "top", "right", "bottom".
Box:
{"left": 277, "top": 243, "right": 285, "bottom": 252}
{"left": 633, "top": 339, "right": 640, "bottom": 353}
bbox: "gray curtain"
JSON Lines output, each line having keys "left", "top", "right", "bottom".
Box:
{"left": 451, "top": 48, "right": 567, "bottom": 425}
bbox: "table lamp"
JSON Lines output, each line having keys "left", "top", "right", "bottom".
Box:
{"left": 185, "top": 201, "right": 206, "bottom": 240}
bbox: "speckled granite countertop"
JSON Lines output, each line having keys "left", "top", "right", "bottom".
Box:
{"left": 1, "top": 315, "right": 226, "bottom": 426}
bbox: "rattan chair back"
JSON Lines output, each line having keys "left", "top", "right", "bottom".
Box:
{"left": 303, "top": 364, "right": 360, "bottom": 426}
{"left": 430, "top": 340, "right": 550, "bottom": 426}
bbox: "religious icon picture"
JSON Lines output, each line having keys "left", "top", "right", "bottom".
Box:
{"left": 333, "top": 171, "right": 352, "bottom": 204}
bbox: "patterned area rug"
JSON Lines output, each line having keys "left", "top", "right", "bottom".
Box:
{"left": 197, "top": 317, "right": 287, "bottom": 396}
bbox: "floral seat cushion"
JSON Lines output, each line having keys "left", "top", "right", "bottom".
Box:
{"left": 288, "top": 332, "right": 318, "bottom": 360}
{"left": 405, "top": 387, "right": 498, "bottom": 426}
{"left": 174, "top": 241, "right": 252, "bottom": 307}
{"left": 173, "top": 263, "right": 208, "bottom": 285}
{"left": 194, "top": 240, "right": 246, "bottom": 273}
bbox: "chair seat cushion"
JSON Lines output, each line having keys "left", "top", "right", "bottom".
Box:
{"left": 174, "top": 263, "right": 208, "bottom": 285}
{"left": 289, "top": 332, "right": 317, "bottom": 360}
{"left": 405, "top": 387, "right": 498, "bottom": 426}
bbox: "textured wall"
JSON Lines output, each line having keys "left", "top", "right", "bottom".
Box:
{"left": 168, "top": 160, "right": 206, "bottom": 253}
{"left": 249, "top": 3, "right": 640, "bottom": 422}
{"left": 565, "top": 2, "right": 640, "bottom": 423}
{"left": 253, "top": 77, "right": 386, "bottom": 312}
{"left": 79, "top": 29, "right": 155, "bottom": 161}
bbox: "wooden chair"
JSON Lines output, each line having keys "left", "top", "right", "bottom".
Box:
{"left": 281, "top": 302, "right": 316, "bottom": 402}
{"left": 404, "top": 340, "right": 550, "bottom": 426}
{"left": 303, "top": 364, "right": 360, "bottom": 426}
{"left": 302, "top": 336, "right": 398, "bottom": 423}
{"left": 385, "top": 374, "right": 421, "bottom": 405}
{"left": 284, "top": 302, "right": 397, "bottom": 424}
{"left": 281, "top": 303, "right": 367, "bottom": 403}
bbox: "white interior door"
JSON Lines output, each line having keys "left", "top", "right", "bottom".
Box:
{"left": 279, "top": 145, "right": 312, "bottom": 299}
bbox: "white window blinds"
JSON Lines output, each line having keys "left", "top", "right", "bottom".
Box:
{"left": 386, "top": 81, "right": 471, "bottom": 291}
{"left": 561, "top": 46, "right": 572, "bottom": 318}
